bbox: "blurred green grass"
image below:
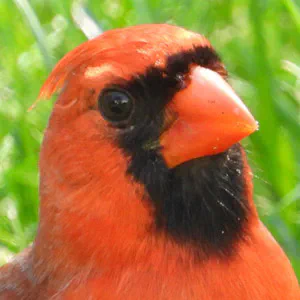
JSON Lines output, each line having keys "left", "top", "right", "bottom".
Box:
{"left": 0, "top": 0, "right": 299, "bottom": 278}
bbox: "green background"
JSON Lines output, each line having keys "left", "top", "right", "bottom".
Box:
{"left": 0, "top": 0, "right": 299, "bottom": 279}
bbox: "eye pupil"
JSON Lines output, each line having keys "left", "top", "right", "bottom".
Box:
{"left": 98, "top": 89, "right": 134, "bottom": 125}
{"left": 109, "top": 95, "right": 129, "bottom": 115}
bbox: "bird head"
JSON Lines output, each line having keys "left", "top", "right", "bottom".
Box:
{"left": 33, "top": 24, "right": 258, "bottom": 271}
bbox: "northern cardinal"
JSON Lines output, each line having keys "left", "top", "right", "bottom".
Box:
{"left": 0, "top": 24, "right": 298, "bottom": 299}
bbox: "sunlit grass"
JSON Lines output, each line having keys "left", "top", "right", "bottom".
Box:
{"left": 0, "top": 0, "right": 299, "bottom": 278}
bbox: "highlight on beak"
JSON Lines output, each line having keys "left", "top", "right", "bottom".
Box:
{"left": 160, "top": 66, "right": 258, "bottom": 168}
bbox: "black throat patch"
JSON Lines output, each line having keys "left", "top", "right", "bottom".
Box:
{"left": 105, "top": 46, "right": 249, "bottom": 256}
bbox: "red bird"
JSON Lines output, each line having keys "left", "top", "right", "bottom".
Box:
{"left": 0, "top": 24, "right": 298, "bottom": 299}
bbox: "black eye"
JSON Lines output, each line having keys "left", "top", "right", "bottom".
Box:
{"left": 98, "top": 89, "right": 134, "bottom": 126}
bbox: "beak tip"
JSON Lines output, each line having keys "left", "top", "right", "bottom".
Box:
{"left": 242, "top": 119, "right": 258, "bottom": 138}
{"left": 249, "top": 118, "right": 259, "bottom": 134}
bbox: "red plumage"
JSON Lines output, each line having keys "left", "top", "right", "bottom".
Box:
{"left": 0, "top": 24, "right": 298, "bottom": 299}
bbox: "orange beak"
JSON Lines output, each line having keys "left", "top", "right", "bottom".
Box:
{"left": 160, "top": 66, "right": 258, "bottom": 168}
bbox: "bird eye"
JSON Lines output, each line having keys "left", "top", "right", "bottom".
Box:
{"left": 98, "top": 89, "right": 134, "bottom": 126}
